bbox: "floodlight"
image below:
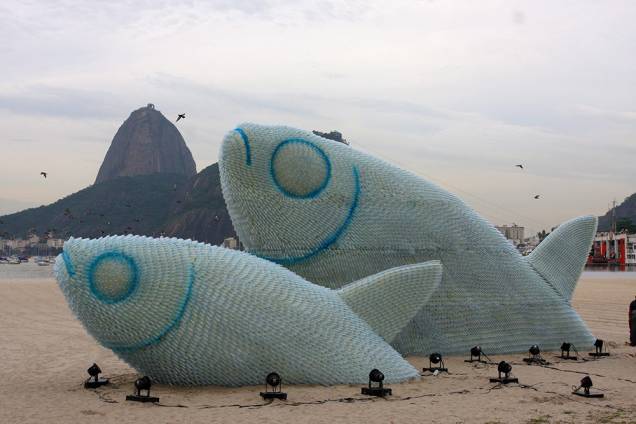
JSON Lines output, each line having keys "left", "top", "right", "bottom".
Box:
{"left": 589, "top": 338, "right": 610, "bottom": 357}
{"left": 423, "top": 352, "right": 448, "bottom": 374}
{"left": 84, "top": 363, "right": 109, "bottom": 389}
{"left": 573, "top": 375, "right": 604, "bottom": 398}
{"left": 559, "top": 342, "right": 578, "bottom": 360}
{"left": 489, "top": 361, "right": 518, "bottom": 384}
{"left": 126, "top": 376, "right": 159, "bottom": 403}
{"left": 523, "top": 344, "right": 548, "bottom": 365}
{"left": 361, "top": 369, "right": 392, "bottom": 397}
{"left": 529, "top": 345, "right": 540, "bottom": 356}
{"left": 260, "top": 372, "right": 287, "bottom": 400}
{"left": 465, "top": 345, "right": 492, "bottom": 363}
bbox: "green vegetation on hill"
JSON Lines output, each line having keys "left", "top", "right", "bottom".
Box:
{"left": 598, "top": 193, "right": 636, "bottom": 232}
{"left": 0, "top": 164, "right": 235, "bottom": 245}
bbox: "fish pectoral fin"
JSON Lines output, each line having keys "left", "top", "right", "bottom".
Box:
{"left": 527, "top": 215, "right": 597, "bottom": 301}
{"left": 336, "top": 260, "right": 442, "bottom": 344}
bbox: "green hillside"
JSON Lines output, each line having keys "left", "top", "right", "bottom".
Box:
{"left": 0, "top": 164, "right": 235, "bottom": 245}
{"left": 598, "top": 193, "right": 636, "bottom": 232}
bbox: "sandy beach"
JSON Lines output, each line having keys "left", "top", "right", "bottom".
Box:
{"left": 1, "top": 264, "right": 634, "bottom": 424}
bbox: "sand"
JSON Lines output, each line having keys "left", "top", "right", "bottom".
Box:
{"left": 1, "top": 266, "right": 634, "bottom": 424}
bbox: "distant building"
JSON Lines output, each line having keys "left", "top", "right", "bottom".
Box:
{"left": 222, "top": 237, "right": 242, "bottom": 250}
{"left": 495, "top": 224, "right": 525, "bottom": 244}
{"left": 591, "top": 232, "right": 636, "bottom": 265}
{"left": 47, "top": 238, "right": 65, "bottom": 248}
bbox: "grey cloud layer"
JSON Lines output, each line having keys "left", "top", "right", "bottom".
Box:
{"left": 0, "top": 0, "right": 634, "bottom": 232}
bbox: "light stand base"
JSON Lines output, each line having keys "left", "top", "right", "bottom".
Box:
{"left": 573, "top": 391, "right": 604, "bottom": 398}
{"left": 489, "top": 377, "right": 519, "bottom": 384}
{"left": 523, "top": 357, "right": 549, "bottom": 365}
{"left": 464, "top": 359, "right": 487, "bottom": 364}
{"left": 559, "top": 355, "right": 578, "bottom": 361}
{"left": 126, "top": 394, "right": 160, "bottom": 403}
{"left": 588, "top": 352, "right": 610, "bottom": 357}
{"left": 422, "top": 367, "right": 448, "bottom": 373}
{"left": 84, "top": 378, "right": 109, "bottom": 389}
{"left": 260, "top": 392, "right": 287, "bottom": 400}
{"left": 361, "top": 387, "right": 392, "bottom": 397}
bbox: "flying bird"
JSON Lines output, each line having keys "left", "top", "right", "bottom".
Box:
{"left": 40, "top": 172, "right": 47, "bottom": 178}
{"left": 534, "top": 195, "right": 540, "bottom": 199}
{"left": 176, "top": 113, "right": 186, "bottom": 122}
{"left": 515, "top": 164, "right": 523, "bottom": 169}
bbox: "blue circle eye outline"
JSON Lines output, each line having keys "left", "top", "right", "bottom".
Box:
{"left": 88, "top": 251, "right": 139, "bottom": 305}
{"left": 270, "top": 138, "right": 332, "bottom": 199}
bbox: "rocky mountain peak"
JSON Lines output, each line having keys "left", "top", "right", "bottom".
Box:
{"left": 95, "top": 104, "right": 197, "bottom": 184}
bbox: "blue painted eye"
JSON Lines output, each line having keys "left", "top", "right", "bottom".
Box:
{"left": 88, "top": 252, "right": 139, "bottom": 304}
{"left": 270, "top": 138, "right": 331, "bottom": 199}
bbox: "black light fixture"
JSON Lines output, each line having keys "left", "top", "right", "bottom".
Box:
{"left": 361, "top": 369, "right": 392, "bottom": 397}
{"left": 560, "top": 342, "right": 578, "bottom": 360}
{"left": 489, "top": 361, "right": 518, "bottom": 384}
{"left": 465, "top": 345, "right": 491, "bottom": 363}
{"left": 84, "top": 363, "right": 109, "bottom": 389}
{"left": 423, "top": 352, "right": 448, "bottom": 373}
{"left": 126, "top": 376, "right": 159, "bottom": 403}
{"left": 523, "top": 344, "right": 548, "bottom": 365}
{"left": 572, "top": 375, "right": 604, "bottom": 398}
{"left": 588, "top": 338, "right": 610, "bottom": 357}
{"left": 260, "top": 372, "right": 287, "bottom": 400}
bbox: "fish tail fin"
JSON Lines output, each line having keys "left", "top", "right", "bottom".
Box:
{"left": 336, "top": 261, "right": 442, "bottom": 343}
{"left": 527, "top": 215, "right": 597, "bottom": 300}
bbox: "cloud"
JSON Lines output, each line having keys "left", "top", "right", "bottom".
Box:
{"left": 573, "top": 104, "right": 636, "bottom": 123}
{"left": 1, "top": 0, "right": 635, "bottom": 234}
{"left": 0, "top": 85, "right": 126, "bottom": 119}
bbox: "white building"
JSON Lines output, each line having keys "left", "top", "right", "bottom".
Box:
{"left": 495, "top": 224, "right": 525, "bottom": 244}
{"left": 222, "top": 237, "right": 241, "bottom": 250}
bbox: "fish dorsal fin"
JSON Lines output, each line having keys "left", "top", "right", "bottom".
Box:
{"left": 527, "top": 215, "right": 597, "bottom": 301}
{"left": 337, "top": 261, "right": 442, "bottom": 343}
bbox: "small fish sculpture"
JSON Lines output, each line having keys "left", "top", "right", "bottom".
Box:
{"left": 54, "top": 235, "right": 441, "bottom": 386}
{"left": 219, "top": 123, "right": 597, "bottom": 355}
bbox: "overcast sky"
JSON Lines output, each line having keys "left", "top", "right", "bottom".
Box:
{"left": 0, "top": 0, "right": 634, "bottom": 234}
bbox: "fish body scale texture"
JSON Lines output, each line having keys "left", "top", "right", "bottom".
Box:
{"left": 54, "top": 235, "right": 419, "bottom": 386}
{"left": 219, "top": 123, "right": 597, "bottom": 356}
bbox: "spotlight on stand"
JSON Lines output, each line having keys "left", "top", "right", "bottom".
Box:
{"left": 572, "top": 375, "right": 604, "bottom": 398}
{"left": 361, "top": 369, "right": 392, "bottom": 397}
{"left": 588, "top": 339, "right": 610, "bottom": 357}
{"left": 465, "top": 345, "right": 491, "bottom": 363}
{"left": 126, "top": 376, "right": 159, "bottom": 403}
{"left": 489, "top": 361, "right": 519, "bottom": 384}
{"left": 423, "top": 352, "right": 448, "bottom": 374}
{"left": 522, "top": 344, "right": 548, "bottom": 365}
{"left": 260, "top": 372, "right": 287, "bottom": 400}
{"left": 559, "top": 342, "right": 579, "bottom": 360}
{"left": 84, "top": 363, "right": 109, "bottom": 389}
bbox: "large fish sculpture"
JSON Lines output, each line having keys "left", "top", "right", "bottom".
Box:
{"left": 219, "top": 123, "right": 597, "bottom": 355}
{"left": 53, "top": 235, "right": 442, "bottom": 386}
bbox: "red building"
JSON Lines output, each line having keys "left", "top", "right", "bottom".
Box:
{"left": 590, "top": 232, "right": 636, "bottom": 266}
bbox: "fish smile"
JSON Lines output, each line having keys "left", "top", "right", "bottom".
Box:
{"left": 102, "top": 264, "right": 196, "bottom": 352}
{"left": 256, "top": 167, "right": 360, "bottom": 266}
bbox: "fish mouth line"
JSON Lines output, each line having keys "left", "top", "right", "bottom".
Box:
{"left": 255, "top": 166, "right": 360, "bottom": 265}
{"left": 103, "top": 264, "right": 196, "bottom": 353}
